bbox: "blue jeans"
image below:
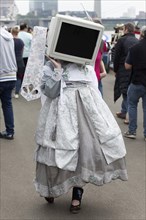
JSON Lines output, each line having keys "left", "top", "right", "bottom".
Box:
{"left": 121, "top": 94, "right": 127, "bottom": 115}
{"left": 127, "top": 83, "right": 146, "bottom": 136}
{"left": 0, "top": 81, "right": 16, "bottom": 135}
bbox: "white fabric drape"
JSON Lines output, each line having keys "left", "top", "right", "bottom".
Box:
{"left": 21, "top": 26, "right": 47, "bottom": 101}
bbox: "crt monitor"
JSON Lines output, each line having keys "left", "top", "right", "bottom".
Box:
{"left": 47, "top": 14, "right": 104, "bottom": 65}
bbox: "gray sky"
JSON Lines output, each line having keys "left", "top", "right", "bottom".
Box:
{"left": 15, "top": 0, "right": 146, "bottom": 18}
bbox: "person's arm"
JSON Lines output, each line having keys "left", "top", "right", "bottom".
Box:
{"left": 41, "top": 59, "right": 63, "bottom": 99}
{"left": 100, "top": 60, "right": 107, "bottom": 79}
{"left": 42, "top": 57, "right": 63, "bottom": 81}
{"left": 125, "top": 51, "right": 132, "bottom": 70}
{"left": 125, "top": 63, "right": 132, "bottom": 70}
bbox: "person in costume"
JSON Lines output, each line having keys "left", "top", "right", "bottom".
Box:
{"left": 34, "top": 55, "right": 128, "bottom": 213}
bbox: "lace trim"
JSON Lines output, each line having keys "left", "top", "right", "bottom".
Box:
{"left": 34, "top": 175, "right": 85, "bottom": 198}
{"left": 34, "top": 168, "right": 128, "bottom": 198}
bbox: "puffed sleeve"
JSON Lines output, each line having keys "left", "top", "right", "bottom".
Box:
{"left": 40, "top": 61, "right": 63, "bottom": 99}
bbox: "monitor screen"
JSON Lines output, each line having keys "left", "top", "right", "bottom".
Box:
{"left": 55, "top": 22, "right": 100, "bottom": 59}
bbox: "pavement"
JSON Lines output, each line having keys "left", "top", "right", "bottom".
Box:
{"left": 0, "top": 71, "right": 145, "bottom": 220}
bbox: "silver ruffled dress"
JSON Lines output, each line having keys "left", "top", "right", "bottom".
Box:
{"left": 34, "top": 62, "right": 128, "bottom": 198}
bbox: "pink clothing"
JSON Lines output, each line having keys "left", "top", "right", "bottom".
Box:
{"left": 94, "top": 41, "right": 107, "bottom": 81}
{"left": 94, "top": 50, "right": 102, "bottom": 81}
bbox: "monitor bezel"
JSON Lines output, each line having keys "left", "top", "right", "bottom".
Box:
{"left": 47, "top": 14, "right": 104, "bottom": 65}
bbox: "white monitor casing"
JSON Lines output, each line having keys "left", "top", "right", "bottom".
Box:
{"left": 47, "top": 14, "right": 104, "bottom": 65}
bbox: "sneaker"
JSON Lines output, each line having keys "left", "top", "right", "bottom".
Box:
{"left": 14, "top": 94, "right": 19, "bottom": 99}
{"left": 0, "top": 131, "right": 14, "bottom": 140}
{"left": 116, "top": 112, "right": 126, "bottom": 119}
{"left": 124, "top": 131, "right": 136, "bottom": 139}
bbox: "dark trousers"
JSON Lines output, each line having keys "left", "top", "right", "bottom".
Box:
{"left": 0, "top": 81, "right": 16, "bottom": 135}
{"left": 23, "top": 57, "right": 28, "bottom": 67}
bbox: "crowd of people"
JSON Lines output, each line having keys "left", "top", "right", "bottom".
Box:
{"left": 112, "top": 23, "right": 146, "bottom": 141}
{"left": 0, "top": 17, "right": 146, "bottom": 214}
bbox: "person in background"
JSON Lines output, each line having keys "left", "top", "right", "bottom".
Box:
{"left": 0, "top": 26, "right": 17, "bottom": 140}
{"left": 28, "top": 26, "right": 33, "bottom": 35}
{"left": 11, "top": 26, "right": 25, "bottom": 98}
{"left": 18, "top": 23, "right": 32, "bottom": 67}
{"left": 93, "top": 18, "right": 107, "bottom": 96}
{"left": 113, "top": 23, "right": 138, "bottom": 123}
{"left": 124, "top": 26, "right": 146, "bottom": 140}
{"left": 110, "top": 24, "right": 124, "bottom": 66}
{"left": 111, "top": 24, "right": 124, "bottom": 45}
{"left": 94, "top": 52, "right": 107, "bottom": 96}
{"left": 134, "top": 23, "right": 141, "bottom": 39}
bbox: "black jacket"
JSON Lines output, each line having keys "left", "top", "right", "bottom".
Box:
{"left": 113, "top": 33, "right": 138, "bottom": 102}
{"left": 114, "top": 33, "right": 138, "bottom": 72}
{"left": 127, "top": 38, "right": 146, "bottom": 87}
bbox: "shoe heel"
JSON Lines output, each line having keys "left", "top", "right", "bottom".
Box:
{"left": 45, "top": 197, "right": 54, "bottom": 204}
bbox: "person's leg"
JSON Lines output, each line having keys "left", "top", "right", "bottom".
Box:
{"left": 126, "top": 84, "right": 141, "bottom": 136}
{"left": 121, "top": 93, "right": 128, "bottom": 115}
{"left": 15, "top": 78, "right": 22, "bottom": 95}
{"left": 0, "top": 81, "right": 16, "bottom": 135}
{"left": 124, "top": 113, "right": 129, "bottom": 124}
{"left": 70, "top": 187, "right": 84, "bottom": 214}
{"left": 116, "top": 94, "right": 127, "bottom": 119}
{"left": 98, "top": 80, "right": 103, "bottom": 97}
{"left": 141, "top": 86, "right": 146, "bottom": 138}
{"left": 23, "top": 57, "right": 28, "bottom": 67}
{"left": 15, "top": 66, "right": 25, "bottom": 96}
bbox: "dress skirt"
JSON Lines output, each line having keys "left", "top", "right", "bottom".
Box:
{"left": 34, "top": 85, "right": 128, "bottom": 198}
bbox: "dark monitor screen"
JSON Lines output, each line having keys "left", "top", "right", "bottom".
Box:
{"left": 55, "top": 22, "right": 100, "bottom": 59}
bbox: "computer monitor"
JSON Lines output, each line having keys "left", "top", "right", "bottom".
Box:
{"left": 46, "top": 14, "right": 104, "bottom": 65}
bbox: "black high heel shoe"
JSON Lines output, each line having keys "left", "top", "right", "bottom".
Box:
{"left": 70, "top": 187, "right": 84, "bottom": 214}
{"left": 44, "top": 197, "right": 54, "bottom": 204}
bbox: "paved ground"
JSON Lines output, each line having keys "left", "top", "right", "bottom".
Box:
{"left": 0, "top": 71, "right": 145, "bottom": 220}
